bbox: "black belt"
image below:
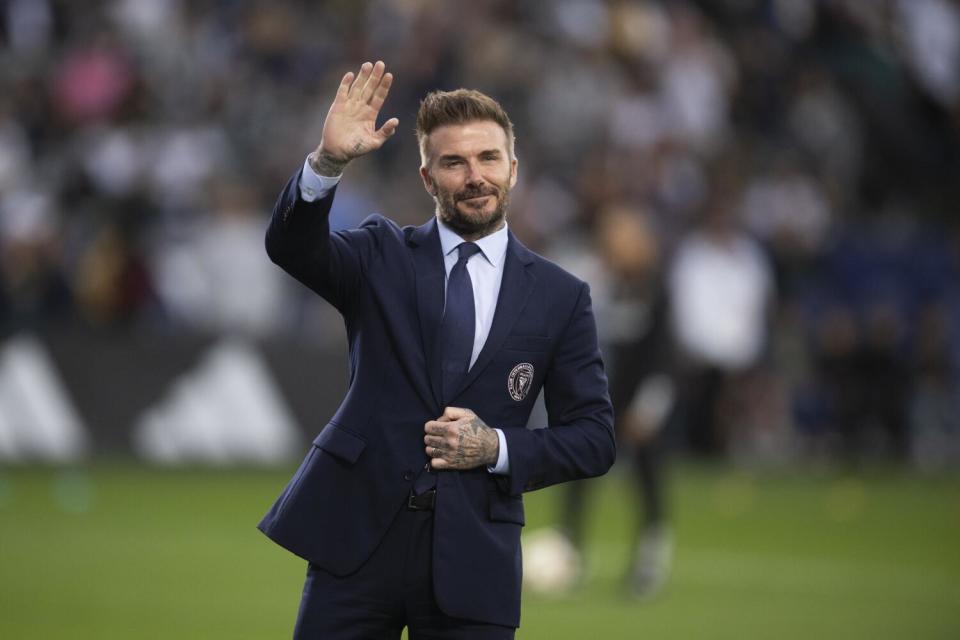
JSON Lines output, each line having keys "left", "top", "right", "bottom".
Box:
{"left": 407, "top": 488, "right": 437, "bottom": 511}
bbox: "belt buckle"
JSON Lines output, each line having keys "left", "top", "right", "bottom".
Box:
{"left": 407, "top": 489, "right": 436, "bottom": 511}
{"left": 407, "top": 492, "right": 420, "bottom": 510}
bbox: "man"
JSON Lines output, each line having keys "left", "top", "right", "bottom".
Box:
{"left": 258, "top": 61, "right": 615, "bottom": 639}
{"left": 557, "top": 205, "right": 675, "bottom": 599}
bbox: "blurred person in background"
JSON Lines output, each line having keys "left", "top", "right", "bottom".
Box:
{"left": 257, "top": 61, "right": 614, "bottom": 639}
{"left": 668, "top": 177, "right": 774, "bottom": 456}
{"left": 0, "top": 188, "right": 72, "bottom": 332}
{"left": 811, "top": 300, "right": 912, "bottom": 463}
{"left": 151, "top": 176, "right": 290, "bottom": 337}
{"left": 74, "top": 217, "right": 154, "bottom": 328}
{"left": 807, "top": 208, "right": 936, "bottom": 464}
{"left": 910, "top": 302, "right": 960, "bottom": 469}
{"left": 558, "top": 203, "right": 677, "bottom": 598}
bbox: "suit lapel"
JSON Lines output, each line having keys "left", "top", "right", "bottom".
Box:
{"left": 455, "top": 232, "right": 537, "bottom": 398}
{"left": 408, "top": 219, "right": 445, "bottom": 411}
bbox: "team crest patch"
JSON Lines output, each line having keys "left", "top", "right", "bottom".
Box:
{"left": 508, "top": 363, "right": 534, "bottom": 401}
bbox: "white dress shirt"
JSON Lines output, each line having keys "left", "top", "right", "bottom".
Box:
{"left": 299, "top": 157, "right": 511, "bottom": 473}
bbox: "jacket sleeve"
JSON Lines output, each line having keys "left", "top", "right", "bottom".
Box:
{"left": 499, "top": 282, "right": 616, "bottom": 496}
{"left": 264, "top": 168, "right": 382, "bottom": 314}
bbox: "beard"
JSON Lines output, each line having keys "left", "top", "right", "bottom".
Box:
{"left": 434, "top": 181, "right": 511, "bottom": 238}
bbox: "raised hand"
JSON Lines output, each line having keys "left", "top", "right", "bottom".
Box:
{"left": 424, "top": 407, "right": 500, "bottom": 470}
{"left": 310, "top": 60, "right": 399, "bottom": 176}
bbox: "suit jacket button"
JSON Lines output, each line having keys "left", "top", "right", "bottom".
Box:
{"left": 403, "top": 470, "right": 413, "bottom": 481}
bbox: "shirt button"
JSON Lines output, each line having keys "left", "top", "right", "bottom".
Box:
{"left": 304, "top": 187, "right": 315, "bottom": 197}
{"left": 402, "top": 470, "right": 413, "bottom": 481}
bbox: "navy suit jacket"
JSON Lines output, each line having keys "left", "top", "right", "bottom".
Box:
{"left": 258, "top": 169, "right": 615, "bottom": 628}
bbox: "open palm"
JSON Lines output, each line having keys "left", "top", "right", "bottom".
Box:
{"left": 319, "top": 61, "right": 399, "bottom": 165}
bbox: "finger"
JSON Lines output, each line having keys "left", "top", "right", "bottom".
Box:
{"left": 424, "top": 421, "right": 447, "bottom": 436}
{"left": 335, "top": 72, "right": 354, "bottom": 102}
{"left": 368, "top": 71, "right": 393, "bottom": 111}
{"left": 348, "top": 61, "right": 373, "bottom": 99}
{"left": 376, "top": 117, "right": 399, "bottom": 140}
{"left": 360, "top": 60, "right": 385, "bottom": 104}
{"left": 424, "top": 435, "right": 445, "bottom": 448}
{"left": 430, "top": 457, "right": 450, "bottom": 470}
{"left": 423, "top": 435, "right": 447, "bottom": 449}
{"left": 426, "top": 445, "right": 444, "bottom": 458}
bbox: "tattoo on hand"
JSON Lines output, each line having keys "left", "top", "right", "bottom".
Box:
{"left": 454, "top": 430, "right": 465, "bottom": 466}
{"left": 425, "top": 410, "right": 500, "bottom": 470}
{"left": 451, "top": 417, "right": 498, "bottom": 468}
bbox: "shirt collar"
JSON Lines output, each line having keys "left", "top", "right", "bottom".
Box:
{"left": 437, "top": 217, "right": 509, "bottom": 268}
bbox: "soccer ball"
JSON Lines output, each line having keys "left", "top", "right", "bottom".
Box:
{"left": 522, "top": 527, "right": 581, "bottom": 595}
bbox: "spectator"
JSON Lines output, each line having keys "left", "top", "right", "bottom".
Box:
{"left": 559, "top": 203, "right": 677, "bottom": 597}
{"left": 668, "top": 183, "right": 774, "bottom": 455}
{"left": 151, "top": 178, "right": 290, "bottom": 337}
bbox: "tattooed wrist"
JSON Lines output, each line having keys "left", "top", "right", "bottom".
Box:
{"left": 309, "top": 150, "right": 349, "bottom": 177}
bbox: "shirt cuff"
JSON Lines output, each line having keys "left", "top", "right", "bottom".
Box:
{"left": 487, "top": 428, "right": 510, "bottom": 475}
{"left": 299, "top": 156, "right": 342, "bottom": 202}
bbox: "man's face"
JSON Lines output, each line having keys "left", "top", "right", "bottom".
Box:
{"left": 420, "top": 120, "right": 518, "bottom": 238}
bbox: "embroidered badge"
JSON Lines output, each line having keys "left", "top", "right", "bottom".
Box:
{"left": 508, "top": 363, "right": 534, "bottom": 401}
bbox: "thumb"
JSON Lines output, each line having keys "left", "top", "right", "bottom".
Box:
{"left": 440, "top": 406, "right": 470, "bottom": 422}
{"left": 377, "top": 117, "right": 399, "bottom": 140}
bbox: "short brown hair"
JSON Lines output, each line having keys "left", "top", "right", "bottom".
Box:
{"left": 416, "top": 89, "right": 515, "bottom": 162}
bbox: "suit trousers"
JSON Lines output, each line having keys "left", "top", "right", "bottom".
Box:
{"left": 293, "top": 506, "right": 516, "bottom": 639}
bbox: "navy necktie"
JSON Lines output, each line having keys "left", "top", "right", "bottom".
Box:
{"left": 437, "top": 242, "right": 481, "bottom": 406}
{"left": 414, "top": 242, "right": 481, "bottom": 497}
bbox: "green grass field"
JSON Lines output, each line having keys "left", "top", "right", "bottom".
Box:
{"left": 1, "top": 462, "right": 958, "bottom": 639}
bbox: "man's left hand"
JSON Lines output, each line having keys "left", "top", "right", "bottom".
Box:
{"left": 424, "top": 407, "right": 499, "bottom": 470}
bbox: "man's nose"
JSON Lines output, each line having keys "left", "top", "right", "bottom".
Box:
{"left": 465, "top": 161, "right": 485, "bottom": 186}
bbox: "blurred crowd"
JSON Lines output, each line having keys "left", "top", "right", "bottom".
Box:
{"left": 2, "top": 0, "right": 959, "bottom": 467}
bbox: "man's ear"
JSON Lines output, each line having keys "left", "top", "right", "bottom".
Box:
{"left": 509, "top": 157, "right": 518, "bottom": 189}
{"left": 420, "top": 166, "right": 436, "bottom": 196}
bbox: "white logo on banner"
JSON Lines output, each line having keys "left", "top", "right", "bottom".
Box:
{"left": 133, "top": 340, "right": 301, "bottom": 465}
{"left": 0, "top": 335, "right": 89, "bottom": 462}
